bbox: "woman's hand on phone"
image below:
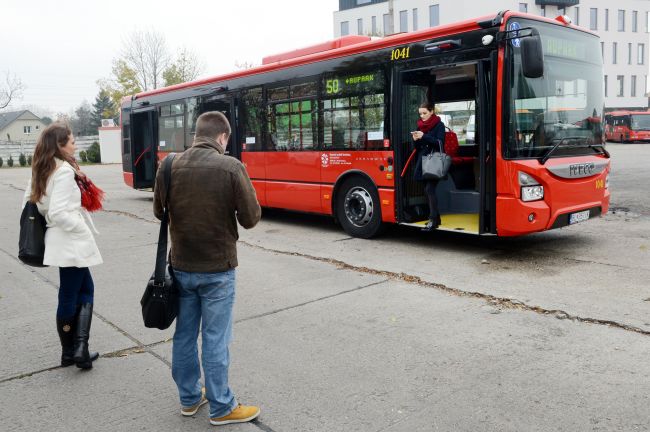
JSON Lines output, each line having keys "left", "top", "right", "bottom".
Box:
{"left": 411, "top": 131, "right": 423, "bottom": 140}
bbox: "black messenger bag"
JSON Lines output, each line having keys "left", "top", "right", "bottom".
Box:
{"left": 141, "top": 154, "right": 179, "bottom": 330}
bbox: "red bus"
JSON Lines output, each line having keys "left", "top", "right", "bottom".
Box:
{"left": 121, "top": 11, "right": 610, "bottom": 238}
{"left": 604, "top": 110, "right": 650, "bottom": 142}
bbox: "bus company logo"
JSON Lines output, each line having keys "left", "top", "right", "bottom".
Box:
{"left": 569, "top": 162, "right": 595, "bottom": 177}
{"left": 321, "top": 153, "right": 329, "bottom": 167}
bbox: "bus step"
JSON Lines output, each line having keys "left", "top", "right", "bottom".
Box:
{"left": 400, "top": 213, "right": 479, "bottom": 234}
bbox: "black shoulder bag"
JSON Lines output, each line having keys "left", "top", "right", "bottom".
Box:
{"left": 141, "top": 154, "right": 179, "bottom": 330}
{"left": 18, "top": 201, "right": 48, "bottom": 267}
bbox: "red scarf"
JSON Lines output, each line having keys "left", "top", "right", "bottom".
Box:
{"left": 65, "top": 156, "right": 105, "bottom": 212}
{"left": 417, "top": 114, "right": 441, "bottom": 134}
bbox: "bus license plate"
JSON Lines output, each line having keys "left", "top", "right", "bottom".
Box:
{"left": 569, "top": 210, "right": 590, "bottom": 225}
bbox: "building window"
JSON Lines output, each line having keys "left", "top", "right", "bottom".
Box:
{"left": 574, "top": 7, "right": 579, "bottom": 25}
{"left": 399, "top": 10, "right": 408, "bottom": 32}
{"left": 631, "top": 75, "right": 637, "bottom": 97}
{"left": 341, "top": 21, "right": 349, "bottom": 36}
{"left": 357, "top": 0, "right": 371, "bottom": 4}
{"left": 601, "top": 42, "right": 605, "bottom": 60}
{"left": 604, "top": 75, "right": 608, "bottom": 97}
{"left": 558, "top": 7, "right": 565, "bottom": 16}
{"left": 629, "top": 43, "right": 633, "bottom": 64}
{"left": 617, "top": 75, "right": 624, "bottom": 97}
{"left": 23, "top": 126, "right": 31, "bottom": 134}
{"left": 632, "top": 11, "right": 638, "bottom": 32}
{"left": 357, "top": 19, "right": 363, "bottom": 35}
{"left": 618, "top": 10, "right": 625, "bottom": 31}
{"left": 519, "top": 3, "right": 527, "bottom": 13}
{"left": 540, "top": 6, "right": 546, "bottom": 17}
{"left": 646, "top": 12, "right": 649, "bottom": 32}
{"left": 413, "top": 8, "right": 418, "bottom": 31}
{"left": 605, "top": 9, "right": 609, "bottom": 31}
{"left": 35, "top": 125, "right": 39, "bottom": 130}
{"left": 383, "top": 13, "right": 392, "bottom": 35}
{"left": 590, "top": 8, "right": 597, "bottom": 30}
{"left": 638, "top": 44, "right": 645, "bottom": 64}
{"left": 429, "top": 4, "right": 439, "bottom": 27}
{"left": 612, "top": 42, "right": 617, "bottom": 64}
{"left": 371, "top": 16, "right": 377, "bottom": 35}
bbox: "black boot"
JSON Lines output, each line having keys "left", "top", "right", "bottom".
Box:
{"left": 421, "top": 216, "right": 440, "bottom": 232}
{"left": 56, "top": 317, "right": 75, "bottom": 367}
{"left": 72, "top": 303, "right": 99, "bottom": 369}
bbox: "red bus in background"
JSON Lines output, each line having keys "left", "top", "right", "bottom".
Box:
{"left": 604, "top": 110, "right": 650, "bottom": 142}
{"left": 121, "top": 11, "right": 610, "bottom": 238}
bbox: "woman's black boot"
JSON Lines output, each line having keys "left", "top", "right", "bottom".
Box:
{"left": 422, "top": 215, "right": 440, "bottom": 232}
{"left": 56, "top": 317, "right": 75, "bottom": 367}
{"left": 72, "top": 303, "right": 99, "bottom": 369}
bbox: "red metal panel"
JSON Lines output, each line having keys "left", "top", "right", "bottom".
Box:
{"left": 265, "top": 152, "right": 321, "bottom": 210}
{"left": 123, "top": 172, "right": 133, "bottom": 187}
{"left": 378, "top": 188, "right": 396, "bottom": 223}
{"left": 320, "top": 150, "right": 395, "bottom": 188}
{"left": 242, "top": 153, "right": 266, "bottom": 205}
{"left": 495, "top": 156, "right": 610, "bottom": 236}
{"left": 266, "top": 181, "right": 322, "bottom": 213}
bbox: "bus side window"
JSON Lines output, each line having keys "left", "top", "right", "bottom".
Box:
{"left": 240, "top": 87, "right": 265, "bottom": 152}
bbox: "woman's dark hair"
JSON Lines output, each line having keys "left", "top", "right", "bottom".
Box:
{"left": 30, "top": 122, "right": 73, "bottom": 203}
{"left": 419, "top": 102, "right": 435, "bottom": 111}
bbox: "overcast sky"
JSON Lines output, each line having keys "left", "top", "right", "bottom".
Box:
{"left": 1, "top": 0, "right": 339, "bottom": 116}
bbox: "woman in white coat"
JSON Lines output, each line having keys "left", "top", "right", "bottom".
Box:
{"left": 24, "top": 122, "right": 102, "bottom": 369}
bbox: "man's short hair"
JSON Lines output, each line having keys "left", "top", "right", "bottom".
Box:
{"left": 195, "top": 111, "right": 231, "bottom": 140}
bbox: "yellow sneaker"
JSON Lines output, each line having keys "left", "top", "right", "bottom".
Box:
{"left": 181, "top": 387, "right": 207, "bottom": 417}
{"left": 209, "top": 404, "right": 260, "bottom": 426}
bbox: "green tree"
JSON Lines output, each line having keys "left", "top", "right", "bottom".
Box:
{"left": 97, "top": 59, "right": 142, "bottom": 115}
{"left": 41, "top": 116, "right": 53, "bottom": 125}
{"left": 0, "top": 157, "right": 4, "bottom": 167}
{"left": 79, "top": 150, "right": 87, "bottom": 162}
{"left": 26, "top": 154, "right": 32, "bottom": 165}
{"left": 91, "top": 89, "right": 117, "bottom": 130}
{"left": 86, "top": 142, "right": 101, "bottom": 163}
{"left": 19, "top": 153, "right": 26, "bottom": 166}
{"left": 163, "top": 47, "right": 204, "bottom": 86}
{"left": 8, "top": 155, "right": 14, "bottom": 167}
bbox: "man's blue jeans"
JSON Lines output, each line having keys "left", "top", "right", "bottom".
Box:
{"left": 171, "top": 268, "right": 238, "bottom": 418}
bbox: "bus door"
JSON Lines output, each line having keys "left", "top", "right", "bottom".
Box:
{"left": 395, "top": 63, "right": 482, "bottom": 234}
{"left": 477, "top": 57, "right": 496, "bottom": 234}
{"left": 200, "top": 95, "right": 240, "bottom": 159}
{"left": 130, "top": 108, "right": 157, "bottom": 190}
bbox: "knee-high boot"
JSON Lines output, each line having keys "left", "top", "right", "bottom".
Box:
{"left": 72, "top": 303, "right": 99, "bottom": 369}
{"left": 56, "top": 317, "right": 75, "bottom": 367}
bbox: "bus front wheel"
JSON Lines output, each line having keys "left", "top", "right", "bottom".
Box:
{"left": 336, "top": 177, "right": 384, "bottom": 239}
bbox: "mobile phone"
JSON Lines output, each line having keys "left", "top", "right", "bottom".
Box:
{"left": 410, "top": 131, "right": 418, "bottom": 134}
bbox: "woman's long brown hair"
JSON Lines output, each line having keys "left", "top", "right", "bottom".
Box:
{"left": 30, "top": 122, "right": 73, "bottom": 203}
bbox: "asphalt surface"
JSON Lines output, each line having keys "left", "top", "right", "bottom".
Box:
{"left": 0, "top": 143, "right": 648, "bottom": 431}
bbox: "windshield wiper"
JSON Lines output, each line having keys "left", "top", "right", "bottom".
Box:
{"left": 539, "top": 137, "right": 583, "bottom": 164}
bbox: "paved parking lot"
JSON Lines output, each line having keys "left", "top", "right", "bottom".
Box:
{"left": 1, "top": 143, "right": 649, "bottom": 431}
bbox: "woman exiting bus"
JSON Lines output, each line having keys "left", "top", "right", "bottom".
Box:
{"left": 411, "top": 102, "right": 446, "bottom": 231}
{"left": 23, "top": 122, "right": 103, "bottom": 369}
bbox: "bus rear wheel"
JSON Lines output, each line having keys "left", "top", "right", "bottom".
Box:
{"left": 336, "top": 177, "right": 384, "bottom": 238}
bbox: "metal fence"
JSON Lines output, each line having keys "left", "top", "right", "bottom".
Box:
{"left": 0, "top": 136, "right": 99, "bottom": 162}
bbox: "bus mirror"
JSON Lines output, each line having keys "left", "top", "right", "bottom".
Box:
{"left": 521, "top": 30, "right": 544, "bottom": 78}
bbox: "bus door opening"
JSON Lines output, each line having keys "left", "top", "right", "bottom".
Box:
{"left": 397, "top": 64, "right": 481, "bottom": 234}
{"left": 130, "top": 108, "right": 157, "bottom": 190}
{"left": 200, "top": 96, "right": 239, "bottom": 159}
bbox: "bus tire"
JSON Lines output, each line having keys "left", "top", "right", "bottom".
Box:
{"left": 336, "top": 177, "right": 384, "bottom": 239}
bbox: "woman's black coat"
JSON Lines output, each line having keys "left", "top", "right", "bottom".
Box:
{"left": 413, "top": 121, "right": 446, "bottom": 181}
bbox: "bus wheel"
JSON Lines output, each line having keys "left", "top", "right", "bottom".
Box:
{"left": 336, "top": 177, "right": 384, "bottom": 238}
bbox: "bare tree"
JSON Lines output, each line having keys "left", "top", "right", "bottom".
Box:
{"left": 163, "top": 47, "right": 205, "bottom": 86}
{"left": 120, "top": 30, "right": 170, "bottom": 91}
{"left": 0, "top": 72, "right": 25, "bottom": 110}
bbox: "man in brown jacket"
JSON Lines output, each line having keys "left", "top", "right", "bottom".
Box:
{"left": 153, "top": 111, "right": 261, "bottom": 426}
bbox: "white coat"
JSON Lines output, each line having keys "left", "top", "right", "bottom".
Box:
{"left": 22, "top": 158, "right": 103, "bottom": 268}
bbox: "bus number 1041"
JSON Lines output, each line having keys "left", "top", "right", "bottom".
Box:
{"left": 390, "top": 47, "right": 411, "bottom": 61}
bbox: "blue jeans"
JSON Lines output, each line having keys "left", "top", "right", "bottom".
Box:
{"left": 57, "top": 267, "right": 94, "bottom": 318}
{"left": 171, "top": 268, "right": 238, "bottom": 418}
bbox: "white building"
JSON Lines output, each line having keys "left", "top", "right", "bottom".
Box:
{"left": 334, "top": 0, "right": 650, "bottom": 110}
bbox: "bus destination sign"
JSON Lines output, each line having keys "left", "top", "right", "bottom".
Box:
{"left": 325, "top": 72, "right": 381, "bottom": 95}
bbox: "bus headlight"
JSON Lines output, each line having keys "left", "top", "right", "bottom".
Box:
{"left": 519, "top": 171, "right": 544, "bottom": 202}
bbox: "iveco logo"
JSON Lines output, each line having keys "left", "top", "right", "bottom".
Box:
{"left": 569, "top": 163, "right": 595, "bottom": 177}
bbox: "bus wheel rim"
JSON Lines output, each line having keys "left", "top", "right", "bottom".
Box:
{"left": 344, "top": 186, "right": 374, "bottom": 227}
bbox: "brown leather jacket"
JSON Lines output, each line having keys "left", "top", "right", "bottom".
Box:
{"left": 153, "top": 137, "right": 261, "bottom": 273}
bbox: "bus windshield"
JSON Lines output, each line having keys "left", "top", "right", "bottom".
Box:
{"left": 505, "top": 19, "right": 604, "bottom": 159}
{"left": 631, "top": 114, "right": 650, "bottom": 130}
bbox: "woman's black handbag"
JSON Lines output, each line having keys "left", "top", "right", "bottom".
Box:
{"left": 18, "top": 201, "right": 48, "bottom": 267}
{"left": 141, "top": 154, "right": 179, "bottom": 330}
